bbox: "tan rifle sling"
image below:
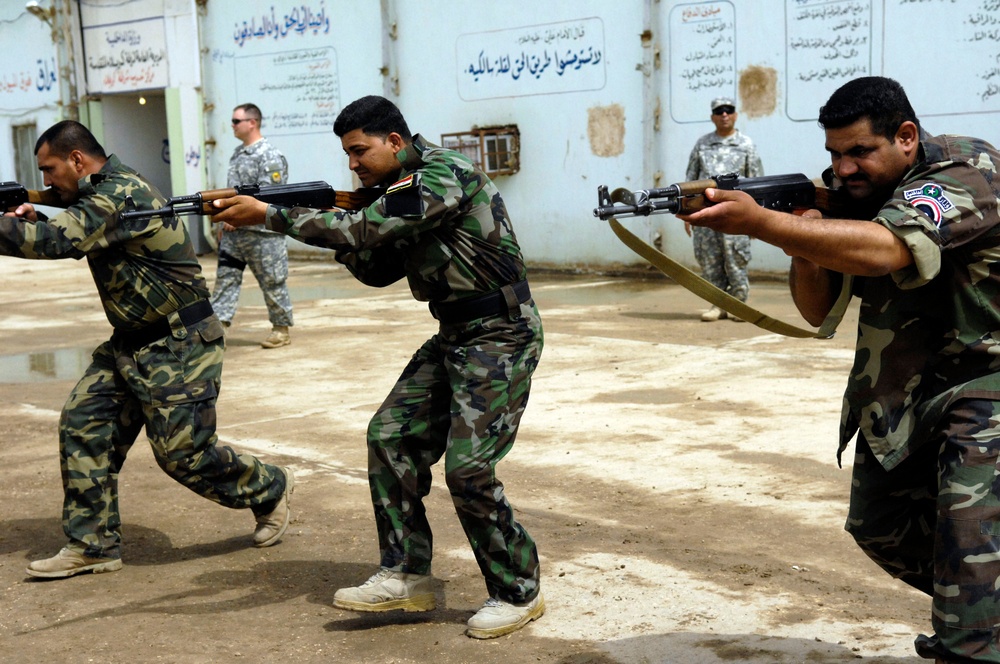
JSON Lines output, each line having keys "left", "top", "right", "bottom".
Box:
{"left": 607, "top": 217, "right": 853, "bottom": 339}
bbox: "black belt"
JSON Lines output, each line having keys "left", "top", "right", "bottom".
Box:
{"left": 429, "top": 280, "right": 531, "bottom": 324}
{"left": 114, "top": 300, "right": 215, "bottom": 349}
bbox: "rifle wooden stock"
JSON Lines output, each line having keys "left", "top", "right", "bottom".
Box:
{"left": 811, "top": 185, "right": 851, "bottom": 218}
{"left": 335, "top": 187, "right": 386, "bottom": 211}
{"left": 28, "top": 188, "right": 66, "bottom": 208}
{"left": 0, "top": 182, "right": 66, "bottom": 211}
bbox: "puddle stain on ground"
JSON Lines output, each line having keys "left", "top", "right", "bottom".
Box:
{"left": 0, "top": 347, "right": 92, "bottom": 383}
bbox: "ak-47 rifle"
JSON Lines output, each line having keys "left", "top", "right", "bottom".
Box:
{"left": 120, "top": 180, "right": 384, "bottom": 223}
{"left": 0, "top": 181, "right": 66, "bottom": 211}
{"left": 593, "top": 172, "right": 848, "bottom": 220}
{"left": 593, "top": 172, "right": 861, "bottom": 339}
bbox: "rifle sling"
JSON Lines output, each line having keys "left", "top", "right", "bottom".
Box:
{"left": 607, "top": 217, "right": 852, "bottom": 339}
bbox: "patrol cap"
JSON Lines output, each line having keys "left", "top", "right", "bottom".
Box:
{"left": 711, "top": 97, "right": 735, "bottom": 111}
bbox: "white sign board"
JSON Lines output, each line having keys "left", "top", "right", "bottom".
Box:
{"left": 456, "top": 17, "right": 606, "bottom": 101}
{"left": 82, "top": 17, "right": 169, "bottom": 93}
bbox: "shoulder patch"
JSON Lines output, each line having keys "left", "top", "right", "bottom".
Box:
{"left": 903, "top": 183, "right": 953, "bottom": 227}
{"left": 387, "top": 174, "right": 415, "bottom": 194}
{"left": 383, "top": 173, "right": 423, "bottom": 218}
{"left": 270, "top": 170, "right": 282, "bottom": 183}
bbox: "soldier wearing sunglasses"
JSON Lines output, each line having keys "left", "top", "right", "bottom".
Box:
{"left": 683, "top": 96, "right": 764, "bottom": 322}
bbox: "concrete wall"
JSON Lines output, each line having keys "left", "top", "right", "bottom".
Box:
{"left": 0, "top": 3, "right": 64, "bottom": 184}
{"left": 5, "top": 0, "right": 1000, "bottom": 273}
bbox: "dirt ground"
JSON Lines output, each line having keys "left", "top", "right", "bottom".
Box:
{"left": 0, "top": 252, "right": 930, "bottom": 664}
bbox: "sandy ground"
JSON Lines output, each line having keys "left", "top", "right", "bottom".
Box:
{"left": 0, "top": 252, "right": 930, "bottom": 663}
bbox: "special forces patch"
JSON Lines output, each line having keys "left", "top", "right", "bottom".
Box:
{"left": 384, "top": 174, "right": 423, "bottom": 217}
{"left": 903, "top": 183, "right": 954, "bottom": 226}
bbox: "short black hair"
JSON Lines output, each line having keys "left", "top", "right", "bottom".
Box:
{"left": 35, "top": 120, "right": 107, "bottom": 159}
{"left": 333, "top": 95, "right": 412, "bottom": 141}
{"left": 234, "top": 103, "right": 262, "bottom": 124}
{"left": 818, "top": 76, "right": 919, "bottom": 140}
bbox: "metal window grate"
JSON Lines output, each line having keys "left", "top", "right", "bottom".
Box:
{"left": 441, "top": 125, "right": 519, "bottom": 176}
{"left": 13, "top": 124, "right": 43, "bottom": 190}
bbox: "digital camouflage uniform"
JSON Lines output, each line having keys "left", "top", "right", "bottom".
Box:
{"left": 829, "top": 135, "right": 1000, "bottom": 662}
{"left": 211, "top": 137, "right": 293, "bottom": 327}
{"left": 263, "top": 134, "right": 543, "bottom": 604}
{"left": 685, "top": 129, "right": 763, "bottom": 301}
{"left": 0, "top": 155, "right": 288, "bottom": 559}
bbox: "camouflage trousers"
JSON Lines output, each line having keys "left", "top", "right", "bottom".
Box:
{"left": 211, "top": 229, "right": 293, "bottom": 327}
{"left": 846, "top": 399, "right": 1000, "bottom": 662}
{"left": 691, "top": 226, "right": 751, "bottom": 301}
{"left": 366, "top": 300, "right": 543, "bottom": 604}
{"left": 59, "top": 315, "right": 287, "bottom": 559}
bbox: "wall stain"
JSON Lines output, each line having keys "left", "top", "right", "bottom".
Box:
{"left": 739, "top": 65, "right": 777, "bottom": 119}
{"left": 588, "top": 104, "right": 625, "bottom": 157}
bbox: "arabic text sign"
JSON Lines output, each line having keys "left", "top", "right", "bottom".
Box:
{"left": 785, "top": 0, "right": 872, "bottom": 121}
{"left": 0, "top": 56, "right": 59, "bottom": 110}
{"left": 668, "top": 2, "right": 737, "bottom": 123}
{"left": 884, "top": 0, "right": 1000, "bottom": 116}
{"left": 232, "top": 2, "right": 331, "bottom": 47}
{"left": 456, "top": 17, "right": 606, "bottom": 101}
{"left": 83, "top": 17, "right": 169, "bottom": 93}
{"left": 234, "top": 47, "right": 341, "bottom": 137}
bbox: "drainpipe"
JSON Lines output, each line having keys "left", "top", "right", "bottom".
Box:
{"left": 640, "top": 0, "right": 662, "bottom": 244}
{"left": 380, "top": 0, "right": 399, "bottom": 100}
{"left": 27, "top": 0, "right": 82, "bottom": 120}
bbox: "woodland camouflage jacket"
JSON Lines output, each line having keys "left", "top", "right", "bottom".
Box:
{"left": 839, "top": 134, "right": 1000, "bottom": 470}
{"left": 264, "top": 134, "right": 526, "bottom": 303}
{"left": 0, "top": 155, "right": 209, "bottom": 331}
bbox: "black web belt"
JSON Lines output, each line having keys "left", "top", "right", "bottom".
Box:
{"left": 113, "top": 300, "right": 215, "bottom": 349}
{"left": 429, "top": 279, "right": 531, "bottom": 324}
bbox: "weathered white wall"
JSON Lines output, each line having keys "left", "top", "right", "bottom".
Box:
{"left": 0, "top": 3, "right": 63, "bottom": 182}
{"left": 6, "top": 0, "right": 1000, "bottom": 273}
{"left": 196, "top": 0, "right": 1000, "bottom": 273}
{"left": 199, "top": 2, "right": 382, "bottom": 191}
{"left": 651, "top": 0, "right": 1000, "bottom": 274}
{"left": 389, "top": 2, "right": 645, "bottom": 268}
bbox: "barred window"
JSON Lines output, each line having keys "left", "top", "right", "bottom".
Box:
{"left": 13, "top": 123, "right": 43, "bottom": 190}
{"left": 441, "top": 125, "right": 520, "bottom": 177}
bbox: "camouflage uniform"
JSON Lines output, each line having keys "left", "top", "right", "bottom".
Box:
{"left": 830, "top": 135, "right": 1000, "bottom": 661}
{"left": 685, "top": 129, "right": 763, "bottom": 301}
{"left": 0, "top": 155, "right": 288, "bottom": 559}
{"left": 211, "top": 137, "right": 293, "bottom": 327}
{"left": 263, "top": 135, "right": 543, "bottom": 604}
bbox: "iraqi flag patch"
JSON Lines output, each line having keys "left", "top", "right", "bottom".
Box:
{"left": 387, "top": 174, "right": 416, "bottom": 194}
{"left": 383, "top": 173, "right": 423, "bottom": 217}
{"left": 903, "top": 183, "right": 953, "bottom": 227}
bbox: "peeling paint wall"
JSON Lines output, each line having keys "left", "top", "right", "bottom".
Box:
{"left": 12, "top": 1, "right": 1000, "bottom": 272}
{"left": 738, "top": 66, "right": 777, "bottom": 120}
{"left": 587, "top": 104, "right": 625, "bottom": 157}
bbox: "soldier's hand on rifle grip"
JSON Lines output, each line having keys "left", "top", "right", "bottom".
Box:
{"left": 210, "top": 195, "right": 269, "bottom": 228}
{"left": 676, "top": 187, "right": 766, "bottom": 236}
{"left": 4, "top": 202, "right": 37, "bottom": 221}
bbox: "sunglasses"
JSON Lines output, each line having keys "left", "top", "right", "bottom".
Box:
{"left": 231, "top": 118, "right": 252, "bottom": 125}
{"left": 712, "top": 106, "right": 736, "bottom": 115}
